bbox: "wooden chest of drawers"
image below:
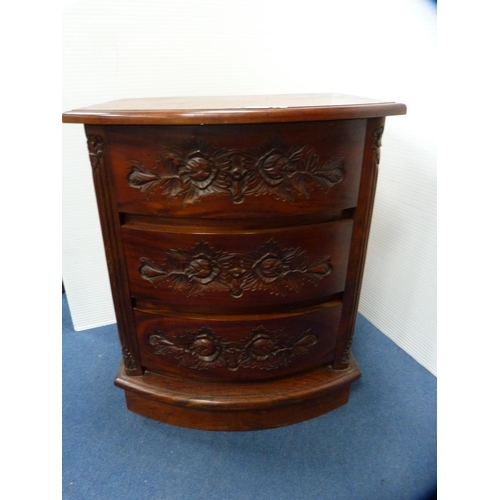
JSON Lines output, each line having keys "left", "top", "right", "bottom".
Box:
{"left": 63, "top": 94, "right": 406, "bottom": 430}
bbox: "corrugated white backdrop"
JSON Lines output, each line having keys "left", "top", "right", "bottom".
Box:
{"left": 62, "top": 0, "right": 436, "bottom": 375}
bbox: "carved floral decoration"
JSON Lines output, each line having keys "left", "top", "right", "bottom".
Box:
{"left": 372, "top": 127, "right": 384, "bottom": 166}
{"left": 127, "top": 139, "right": 344, "bottom": 205}
{"left": 340, "top": 337, "right": 353, "bottom": 365}
{"left": 139, "top": 239, "right": 332, "bottom": 298}
{"left": 121, "top": 346, "right": 138, "bottom": 371}
{"left": 86, "top": 134, "right": 104, "bottom": 171}
{"left": 147, "top": 325, "right": 318, "bottom": 371}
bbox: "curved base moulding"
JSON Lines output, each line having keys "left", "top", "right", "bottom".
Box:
{"left": 114, "top": 355, "right": 361, "bottom": 431}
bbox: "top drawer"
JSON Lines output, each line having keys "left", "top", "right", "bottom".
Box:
{"left": 105, "top": 120, "right": 367, "bottom": 218}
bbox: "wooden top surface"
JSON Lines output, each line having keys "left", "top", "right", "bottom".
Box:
{"left": 62, "top": 93, "right": 406, "bottom": 125}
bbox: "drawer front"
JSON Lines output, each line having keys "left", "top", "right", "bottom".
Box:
{"left": 106, "top": 120, "right": 366, "bottom": 218}
{"left": 122, "top": 220, "right": 353, "bottom": 312}
{"left": 134, "top": 302, "right": 342, "bottom": 381}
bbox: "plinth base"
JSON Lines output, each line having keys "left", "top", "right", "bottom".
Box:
{"left": 114, "top": 355, "right": 361, "bottom": 431}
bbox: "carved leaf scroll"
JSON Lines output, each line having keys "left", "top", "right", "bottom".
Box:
{"left": 139, "top": 239, "right": 332, "bottom": 298}
{"left": 147, "top": 325, "right": 318, "bottom": 371}
{"left": 127, "top": 139, "right": 344, "bottom": 205}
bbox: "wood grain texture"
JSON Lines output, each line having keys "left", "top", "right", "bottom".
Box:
{"left": 333, "top": 118, "right": 385, "bottom": 369}
{"left": 64, "top": 95, "right": 405, "bottom": 429}
{"left": 115, "top": 355, "right": 361, "bottom": 431}
{"left": 84, "top": 125, "right": 143, "bottom": 375}
{"left": 105, "top": 121, "right": 366, "bottom": 218}
{"left": 134, "top": 301, "right": 342, "bottom": 382}
{"left": 122, "top": 220, "right": 353, "bottom": 312}
{"left": 62, "top": 94, "right": 406, "bottom": 125}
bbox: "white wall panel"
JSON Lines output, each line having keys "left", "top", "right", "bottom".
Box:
{"left": 63, "top": 0, "right": 436, "bottom": 373}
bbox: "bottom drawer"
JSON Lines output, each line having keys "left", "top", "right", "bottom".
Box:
{"left": 134, "top": 302, "right": 342, "bottom": 382}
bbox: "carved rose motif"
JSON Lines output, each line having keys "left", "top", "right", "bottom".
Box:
{"left": 189, "top": 332, "right": 221, "bottom": 362}
{"left": 147, "top": 326, "right": 318, "bottom": 371}
{"left": 180, "top": 152, "right": 219, "bottom": 190}
{"left": 252, "top": 253, "right": 288, "bottom": 284}
{"left": 184, "top": 253, "right": 221, "bottom": 284}
{"left": 256, "top": 149, "right": 293, "bottom": 186}
{"left": 128, "top": 140, "right": 344, "bottom": 205}
{"left": 139, "top": 239, "right": 332, "bottom": 298}
{"left": 247, "top": 334, "right": 275, "bottom": 360}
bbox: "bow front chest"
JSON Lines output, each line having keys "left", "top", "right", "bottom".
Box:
{"left": 63, "top": 94, "right": 406, "bottom": 430}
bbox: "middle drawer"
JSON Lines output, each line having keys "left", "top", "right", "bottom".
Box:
{"left": 122, "top": 219, "right": 353, "bottom": 312}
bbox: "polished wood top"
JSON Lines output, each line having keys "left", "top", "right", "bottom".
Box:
{"left": 62, "top": 93, "right": 406, "bottom": 125}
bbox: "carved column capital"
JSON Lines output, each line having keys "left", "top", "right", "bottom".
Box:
{"left": 86, "top": 134, "right": 104, "bottom": 171}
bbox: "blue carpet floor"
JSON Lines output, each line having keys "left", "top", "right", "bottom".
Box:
{"left": 62, "top": 294, "right": 436, "bottom": 500}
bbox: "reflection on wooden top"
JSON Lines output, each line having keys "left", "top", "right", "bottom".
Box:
{"left": 62, "top": 93, "right": 406, "bottom": 125}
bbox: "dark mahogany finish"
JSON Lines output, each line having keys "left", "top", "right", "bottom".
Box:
{"left": 105, "top": 120, "right": 365, "bottom": 218}
{"left": 134, "top": 301, "right": 342, "bottom": 382}
{"left": 63, "top": 94, "right": 406, "bottom": 430}
{"left": 122, "top": 220, "right": 353, "bottom": 311}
